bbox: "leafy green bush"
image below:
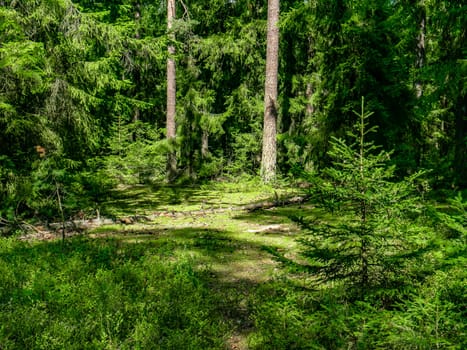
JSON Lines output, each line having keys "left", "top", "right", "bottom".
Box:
{"left": 248, "top": 282, "right": 318, "bottom": 349}
{"left": 248, "top": 273, "right": 465, "bottom": 349}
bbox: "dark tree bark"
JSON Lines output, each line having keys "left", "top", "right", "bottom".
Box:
{"left": 261, "top": 0, "right": 280, "bottom": 183}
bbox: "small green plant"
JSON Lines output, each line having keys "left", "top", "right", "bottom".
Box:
{"left": 435, "top": 193, "right": 466, "bottom": 239}
{"left": 297, "top": 98, "right": 430, "bottom": 296}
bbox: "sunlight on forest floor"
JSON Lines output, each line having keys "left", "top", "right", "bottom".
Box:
{"left": 103, "top": 182, "right": 300, "bottom": 216}
{"left": 83, "top": 184, "right": 308, "bottom": 349}
{"left": 3, "top": 183, "right": 465, "bottom": 350}
{"left": 90, "top": 183, "right": 306, "bottom": 290}
{"left": 89, "top": 209, "right": 301, "bottom": 283}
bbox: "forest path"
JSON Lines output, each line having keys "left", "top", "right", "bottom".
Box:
{"left": 88, "top": 193, "right": 307, "bottom": 350}
{"left": 95, "top": 183, "right": 309, "bottom": 350}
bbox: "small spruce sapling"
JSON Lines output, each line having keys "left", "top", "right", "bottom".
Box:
{"left": 297, "top": 97, "right": 428, "bottom": 296}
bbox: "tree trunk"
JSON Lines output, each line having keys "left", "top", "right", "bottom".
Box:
{"left": 454, "top": 95, "right": 466, "bottom": 186}
{"left": 415, "top": 3, "right": 426, "bottom": 98}
{"left": 166, "top": 0, "right": 177, "bottom": 181}
{"left": 261, "top": 0, "right": 280, "bottom": 183}
{"left": 201, "top": 130, "right": 209, "bottom": 159}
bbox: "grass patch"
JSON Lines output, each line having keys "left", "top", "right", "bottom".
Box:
{"left": 99, "top": 181, "right": 298, "bottom": 218}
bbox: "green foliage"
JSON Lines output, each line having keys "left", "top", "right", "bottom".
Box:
{"left": 435, "top": 193, "right": 467, "bottom": 239}
{"left": 1, "top": 0, "right": 466, "bottom": 220}
{"left": 103, "top": 122, "right": 167, "bottom": 185}
{"left": 248, "top": 274, "right": 465, "bottom": 349}
{"left": 297, "top": 99, "right": 431, "bottom": 295}
{"left": 1, "top": 183, "right": 465, "bottom": 349}
{"left": 0, "top": 237, "right": 228, "bottom": 349}
{"left": 377, "top": 270, "right": 466, "bottom": 349}
{"left": 1, "top": 1, "right": 466, "bottom": 345}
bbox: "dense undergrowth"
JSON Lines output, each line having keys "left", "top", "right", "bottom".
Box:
{"left": 0, "top": 185, "right": 465, "bottom": 349}
{"left": 0, "top": 237, "right": 229, "bottom": 349}
{"left": 0, "top": 111, "right": 465, "bottom": 348}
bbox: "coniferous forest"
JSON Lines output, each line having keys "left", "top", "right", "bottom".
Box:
{"left": 0, "top": 1, "right": 466, "bottom": 349}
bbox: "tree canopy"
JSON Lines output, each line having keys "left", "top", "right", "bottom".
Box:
{"left": 0, "top": 0, "right": 465, "bottom": 217}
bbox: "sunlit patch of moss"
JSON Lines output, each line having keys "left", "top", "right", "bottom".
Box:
{"left": 100, "top": 180, "right": 299, "bottom": 218}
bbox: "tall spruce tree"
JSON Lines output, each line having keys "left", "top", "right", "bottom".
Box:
{"left": 423, "top": 0, "right": 467, "bottom": 186}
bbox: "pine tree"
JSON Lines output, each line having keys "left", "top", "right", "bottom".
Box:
{"left": 261, "top": 0, "right": 280, "bottom": 183}
{"left": 166, "top": 0, "right": 177, "bottom": 181}
{"left": 297, "top": 98, "right": 428, "bottom": 296}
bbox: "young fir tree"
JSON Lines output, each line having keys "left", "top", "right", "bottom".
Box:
{"left": 297, "top": 98, "right": 428, "bottom": 296}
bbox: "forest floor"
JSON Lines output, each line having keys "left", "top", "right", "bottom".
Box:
{"left": 20, "top": 181, "right": 312, "bottom": 349}
{"left": 3, "top": 182, "right": 465, "bottom": 349}
{"left": 89, "top": 182, "right": 309, "bottom": 350}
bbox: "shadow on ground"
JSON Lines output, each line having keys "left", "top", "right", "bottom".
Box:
{"left": 100, "top": 183, "right": 283, "bottom": 218}
{"left": 2, "top": 226, "right": 291, "bottom": 349}
{"left": 102, "top": 185, "right": 217, "bottom": 214}
{"left": 231, "top": 203, "right": 328, "bottom": 229}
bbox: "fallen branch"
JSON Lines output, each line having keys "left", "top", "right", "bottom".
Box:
{"left": 14, "top": 194, "right": 310, "bottom": 240}
{"left": 1, "top": 216, "right": 45, "bottom": 237}
{"left": 142, "top": 195, "right": 310, "bottom": 220}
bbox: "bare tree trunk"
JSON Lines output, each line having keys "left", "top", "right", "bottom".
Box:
{"left": 166, "top": 0, "right": 177, "bottom": 181}
{"left": 132, "top": 3, "right": 141, "bottom": 142}
{"left": 261, "top": 0, "right": 280, "bottom": 183}
{"left": 415, "top": 3, "right": 426, "bottom": 98}
{"left": 201, "top": 130, "right": 209, "bottom": 159}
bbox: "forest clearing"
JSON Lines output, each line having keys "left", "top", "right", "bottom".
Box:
{"left": 1, "top": 0, "right": 466, "bottom": 348}
{"left": 1, "top": 180, "right": 466, "bottom": 349}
